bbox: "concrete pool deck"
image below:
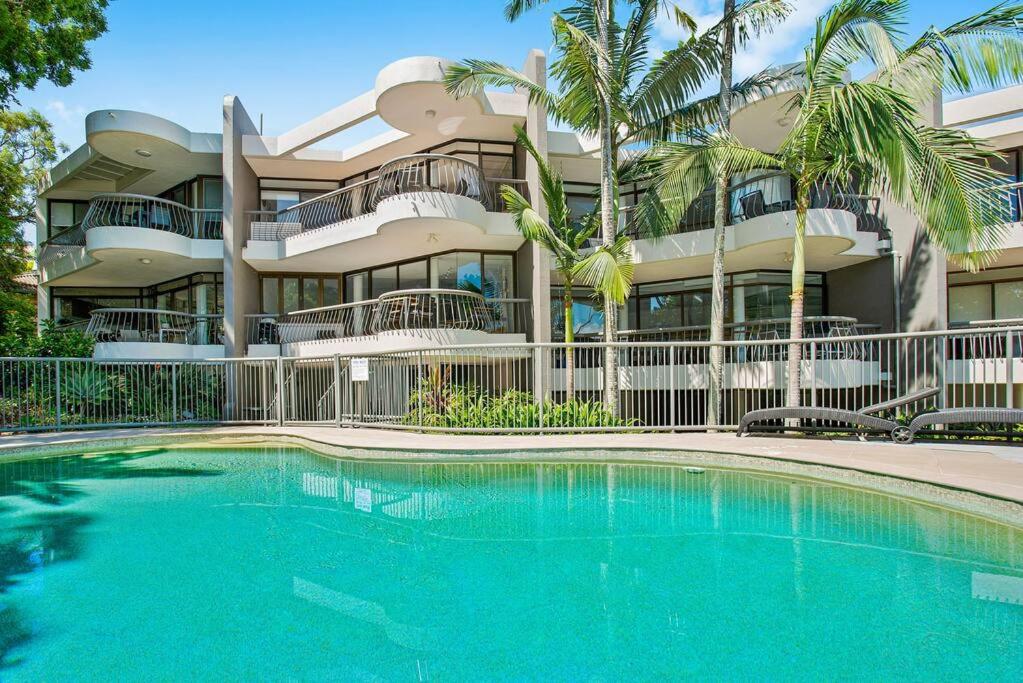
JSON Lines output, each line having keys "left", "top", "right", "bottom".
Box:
{"left": 3, "top": 427, "right": 1023, "bottom": 511}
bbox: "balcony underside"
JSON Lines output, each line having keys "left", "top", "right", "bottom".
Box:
{"left": 243, "top": 193, "right": 523, "bottom": 272}
{"left": 92, "top": 342, "right": 225, "bottom": 360}
{"left": 250, "top": 329, "right": 529, "bottom": 359}
{"left": 40, "top": 226, "right": 223, "bottom": 286}
{"left": 624, "top": 208, "right": 882, "bottom": 282}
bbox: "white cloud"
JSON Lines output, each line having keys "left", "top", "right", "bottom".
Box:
{"left": 46, "top": 99, "right": 86, "bottom": 123}
{"left": 653, "top": 0, "right": 832, "bottom": 77}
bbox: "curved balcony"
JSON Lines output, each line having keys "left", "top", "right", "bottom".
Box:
{"left": 245, "top": 155, "right": 525, "bottom": 268}
{"left": 82, "top": 194, "right": 222, "bottom": 239}
{"left": 608, "top": 172, "right": 887, "bottom": 277}
{"left": 37, "top": 194, "right": 223, "bottom": 285}
{"left": 246, "top": 289, "right": 530, "bottom": 358}
{"left": 86, "top": 308, "right": 224, "bottom": 359}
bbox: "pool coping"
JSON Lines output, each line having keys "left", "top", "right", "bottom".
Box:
{"left": 2, "top": 426, "right": 1023, "bottom": 527}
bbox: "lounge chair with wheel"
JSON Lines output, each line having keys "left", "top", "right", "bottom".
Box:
{"left": 902, "top": 408, "right": 1023, "bottom": 444}
{"left": 737, "top": 386, "right": 940, "bottom": 440}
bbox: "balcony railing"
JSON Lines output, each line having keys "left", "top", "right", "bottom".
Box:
{"left": 86, "top": 309, "right": 224, "bottom": 345}
{"left": 248, "top": 155, "right": 527, "bottom": 241}
{"left": 617, "top": 316, "right": 877, "bottom": 342}
{"left": 37, "top": 223, "right": 87, "bottom": 265}
{"left": 1000, "top": 181, "right": 1023, "bottom": 223}
{"left": 246, "top": 289, "right": 531, "bottom": 345}
{"left": 82, "top": 194, "right": 223, "bottom": 239}
{"left": 607, "top": 172, "right": 886, "bottom": 243}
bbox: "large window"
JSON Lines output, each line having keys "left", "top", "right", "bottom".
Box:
{"left": 340, "top": 140, "right": 518, "bottom": 187}
{"left": 553, "top": 271, "right": 825, "bottom": 339}
{"left": 343, "top": 251, "right": 516, "bottom": 303}
{"left": 51, "top": 272, "right": 224, "bottom": 324}
{"left": 47, "top": 200, "right": 89, "bottom": 239}
{"left": 259, "top": 274, "right": 342, "bottom": 314}
{"left": 949, "top": 267, "right": 1023, "bottom": 324}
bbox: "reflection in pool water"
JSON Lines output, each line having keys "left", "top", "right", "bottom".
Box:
{"left": 0, "top": 447, "right": 1020, "bottom": 679}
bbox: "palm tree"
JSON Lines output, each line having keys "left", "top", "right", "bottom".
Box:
{"left": 446, "top": 0, "right": 788, "bottom": 413}
{"left": 708, "top": 0, "right": 738, "bottom": 429}
{"left": 500, "top": 125, "right": 633, "bottom": 399}
{"left": 643, "top": 0, "right": 1023, "bottom": 415}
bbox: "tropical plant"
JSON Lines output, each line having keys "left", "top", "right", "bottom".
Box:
{"left": 500, "top": 124, "right": 633, "bottom": 397}
{"left": 404, "top": 376, "right": 632, "bottom": 430}
{"left": 641, "top": 0, "right": 1023, "bottom": 413}
{"left": 61, "top": 366, "right": 114, "bottom": 414}
{"left": 446, "top": 0, "right": 788, "bottom": 413}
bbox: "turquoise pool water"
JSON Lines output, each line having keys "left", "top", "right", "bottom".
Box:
{"left": 0, "top": 447, "right": 1020, "bottom": 680}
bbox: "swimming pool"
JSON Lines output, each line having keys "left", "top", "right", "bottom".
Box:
{"left": 0, "top": 446, "right": 1020, "bottom": 679}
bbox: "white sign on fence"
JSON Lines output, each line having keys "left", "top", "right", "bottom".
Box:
{"left": 354, "top": 487, "right": 373, "bottom": 513}
{"left": 351, "top": 358, "right": 369, "bottom": 382}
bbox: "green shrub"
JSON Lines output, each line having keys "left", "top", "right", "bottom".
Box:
{"left": 403, "top": 373, "right": 631, "bottom": 430}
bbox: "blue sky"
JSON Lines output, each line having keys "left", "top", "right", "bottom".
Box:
{"left": 16, "top": 1, "right": 981, "bottom": 152}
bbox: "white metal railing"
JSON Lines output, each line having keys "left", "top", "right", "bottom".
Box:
{"left": 85, "top": 309, "right": 224, "bottom": 345}
{"left": 1000, "top": 181, "right": 1023, "bottom": 223}
{"left": 1, "top": 356, "right": 279, "bottom": 431}
{"left": 247, "top": 154, "right": 518, "bottom": 241}
{"left": 615, "top": 317, "right": 872, "bottom": 343}
{"left": 375, "top": 154, "right": 492, "bottom": 207}
{"left": 246, "top": 290, "right": 531, "bottom": 345}
{"left": 82, "top": 193, "right": 223, "bottom": 239}
{"left": 609, "top": 173, "right": 886, "bottom": 242}
{"left": 247, "top": 177, "right": 381, "bottom": 240}
{"left": 5, "top": 325, "right": 1023, "bottom": 435}
{"left": 37, "top": 223, "right": 87, "bottom": 265}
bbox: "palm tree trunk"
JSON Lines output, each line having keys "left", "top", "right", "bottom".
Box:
{"left": 596, "top": 0, "right": 618, "bottom": 416}
{"left": 708, "top": 0, "right": 736, "bottom": 429}
{"left": 564, "top": 282, "right": 575, "bottom": 400}
{"left": 786, "top": 184, "right": 809, "bottom": 416}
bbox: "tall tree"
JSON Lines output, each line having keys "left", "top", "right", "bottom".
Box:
{"left": 0, "top": 0, "right": 109, "bottom": 106}
{"left": 0, "top": 109, "right": 62, "bottom": 283}
{"left": 501, "top": 125, "right": 632, "bottom": 398}
{"left": 447, "top": 0, "right": 787, "bottom": 413}
{"left": 707, "top": 0, "right": 737, "bottom": 429}
{"left": 643, "top": 0, "right": 1023, "bottom": 415}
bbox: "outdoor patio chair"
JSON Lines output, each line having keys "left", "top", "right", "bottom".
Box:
{"left": 902, "top": 408, "right": 1023, "bottom": 444}
{"left": 738, "top": 190, "right": 766, "bottom": 221}
{"left": 737, "top": 386, "right": 940, "bottom": 440}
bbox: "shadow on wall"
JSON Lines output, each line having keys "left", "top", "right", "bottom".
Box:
{"left": 900, "top": 228, "right": 940, "bottom": 332}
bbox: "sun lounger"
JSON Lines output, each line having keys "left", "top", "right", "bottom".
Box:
{"left": 737, "top": 386, "right": 940, "bottom": 440}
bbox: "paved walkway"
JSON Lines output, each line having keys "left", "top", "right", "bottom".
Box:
{"left": 3, "top": 426, "right": 1023, "bottom": 509}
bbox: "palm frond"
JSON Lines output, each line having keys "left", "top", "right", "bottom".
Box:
{"left": 443, "top": 60, "right": 565, "bottom": 121}
{"left": 903, "top": 126, "right": 1012, "bottom": 271}
{"left": 573, "top": 233, "right": 635, "bottom": 304}
{"left": 505, "top": 0, "right": 550, "bottom": 22}
{"left": 882, "top": 3, "right": 1023, "bottom": 97}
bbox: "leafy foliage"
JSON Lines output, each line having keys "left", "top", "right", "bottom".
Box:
{"left": 0, "top": 319, "right": 94, "bottom": 358}
{"left": 0, "top": 0, "right": 109, "bottom": 106}
{"left": 0, "top": 109, "right": 64, "bottom": 297}
{"left": 403, "top": 372, "right": 632, "bottom": 430}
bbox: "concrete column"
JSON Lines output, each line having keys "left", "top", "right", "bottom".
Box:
{"left": 522, "top": 49, "right": 552, "bottom": 345}
{"left": 222, "top": 96, "right": 261, "bottom": 356}
{"left": 892, "top": 87, "right": 948, "bottom": 333}
{"left": 34, "top": 199, "right": 50, "bottom": 328}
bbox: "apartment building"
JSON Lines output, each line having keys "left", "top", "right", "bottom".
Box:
{"left": 32, "top": 52, "right": 1023, "bottom": 362}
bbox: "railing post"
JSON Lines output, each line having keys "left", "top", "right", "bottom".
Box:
{"left": 172, "top": 362, "right": 179, "bottom": 424}
{"left": 1006, "top": 329, "right": 1014, "bottom": 409}
{"left": 534, "top": 346, "right": 545, "bottom": 429}
{"left": 334, "top": 354, "right": 342, "bottom": 428}
{"left": 669, "top": 345, "right": 676, "bottom": 430}
{"left": 417, "top": 351, "right": 424, "bottom": 431}
{"left": 276, "top": 356, "right": 285, "bottom": 426}
{"left": 54, "top": 359, "right": 62, "bottom": 431}
{"left": 809, "top": 341, "right": 817, "bottom": 408}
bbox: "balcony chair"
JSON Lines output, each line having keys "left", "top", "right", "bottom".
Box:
{"left": 737, "top": 386, "right": 940, "bottom": 440}
{"left": 738, "top": 190, "right": 766, "bottom": 221}
{"left": 902, "top": 408, "right": 1023, "bottom": 443}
